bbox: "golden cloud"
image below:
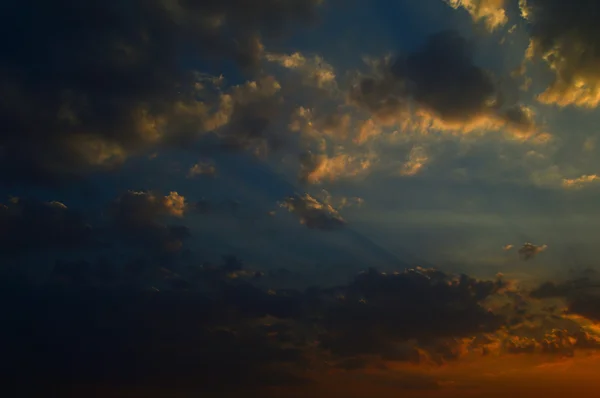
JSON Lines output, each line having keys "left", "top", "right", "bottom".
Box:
{"left": 400, "top": 146, "right": 429, "bottom": 176}
{"left": 562, "top": 174, "right": 600, "bottom": 189}
{"left": 520, "top": 0, "right": 600, "bottom": 108}
{"left": 265, "top": 52, "right": 337, "bottom": 89}
{"left": 446, "top": 0, "right": 509, "bottom": 31}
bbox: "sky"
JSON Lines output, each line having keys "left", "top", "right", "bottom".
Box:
{"left": 3, "top": 0, "right": 600, "bottom": 396}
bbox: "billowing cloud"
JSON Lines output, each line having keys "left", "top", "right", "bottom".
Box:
{"left": 318, "top": 268, "right": 506, "bottom": 362}
{"left": 0, "top": 0, "right": 323, "bottom": 185}
{"left": 280, "top": 193, "right": 346, "bottom": 230}
{"left": 445, "top": 0, "right": 508, "bottom": 31}
{"left": 349, "top": 31, "right": 541, "bottom": 139}
{"left": 520, "top": 0, "right": 600, "bottom": 108}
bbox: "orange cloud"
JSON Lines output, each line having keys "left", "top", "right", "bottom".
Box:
{"left": 562, "top": 174, "right": 600, "bottom": 189}
{"left": 446, "top": 0, "right": 508, "bottom": 31}
{"left": 299, "top": 152, "right": 372, "bottom": 184}
{"left": 400, "top": 146, "right": 429, "bottom": 176}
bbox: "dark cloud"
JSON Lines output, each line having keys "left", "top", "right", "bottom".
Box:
{"left": 520, "top": 0, "right": 600, "bottom": 108}
{"left": 6, "top": 246, "right": 600, "bottom": 395}
{"left": 349, "top": 30, "right": 537, "bottom": 135}
{"left": 280, "top": 193, "right": 346, "bottom": 230}
{"left": 0, "top": 284, "right": 310, "bottom": 395}
{"left": 531, "top": 271, "right": 600, "bottom": 322}
{"left": 518, "top": 242, "right": 547, "bottom": 261}
{"left": 0, "top": 0, "right": 323, "bottom": 186}
{"left": 108, "top": 190, "right": 190, "bottom": 252}
{"left": 0, "top": 197, "right": 93, "bottom": 255}
{"left": 318, "top": 268, "right": 506, "bottom": 362}
{"left": 393, "top": 31, "right": 499, "bottom": 123}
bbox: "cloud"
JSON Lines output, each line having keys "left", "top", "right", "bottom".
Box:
{"left": 562, "top": 174, "right": 600, "bottom": 189}
{"left": 520, "top": 0, "right": 600, "bottom": 108}
{"left": 299, "top": 152, "right": 373, "bottom": 184}
{"left": 503, "top": 244, "right": 514, "bottom": 251}
{"left": 0, "top": 278, "right": 311, "bottom": 395}
{"left": 108, "top": 191, "right": 190, "bottom": 251}
{"left": 0, "top": 0, "right": 323, "bottom": 186}
{"left": 400, "top": 146, "right": 429, "bottom": 176}
{"left": 445, "top": 0, "right": 509, "bottom": 31}
{"left": 188, "top": 161, "right": 217, "bottom": 178}
{"left": 7, "top": 245, "right": 600, "bottom": 395}
{"left": 518, "top": 242, "right": 547, "bottom": 260}
{"left": 266, "top": 52, "right": 337, "bottom": 90}
{"left": 530, "top": 271, "right": 600, "bottom": 324}
{"left": 349, "top": 31, "right": 541, "bottom": 139}
{"left": 215, "top": 75, "right": 286, "bottom": 154}
{"left": 279, "top": 193, "right": 346, "bottom": 230}
{"left": 0, "top": 197, "right": 92, "bottom": 255}
{"left": 318, "top": 268, "right": 508, "bottom": 363}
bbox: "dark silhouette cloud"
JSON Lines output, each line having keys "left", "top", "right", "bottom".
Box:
{"left": 518, "top": 242, "right": 547, "bottom": 261}
{"left": 318, "top": 268, "right": 506, "bottom": 362}
{"left": 349, "top": 30, "right": 537, "bottom": 136}
{"left": 520, "top": 0, "right": 600, "bottom": 108}
{"left": 531, "top": 271, "right": 600, "bottom": 322}
{"left": 0, "top": 197, "right": 92, "bottom": 255}
{"left": 0, "top": 0, "right": 323, "bottom": 186}
{"left": 108, "top": 190, "right": 190, "bottom": 252}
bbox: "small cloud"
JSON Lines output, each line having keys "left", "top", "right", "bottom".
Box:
{"left": 503, "top": 244, "right": 514, "bottom": 251}
{"left": 188, "top": 161, "right": 217, "bottom": 178}
{"left": 518, "top": 242, "right": 547, "bottom": 261}
{"left": 265, "top": 52, "right": 337, "bottom": 89}
{"left": 279, "top": 193, "right": 346, "bottom": 230}
{"left": 299, "top": 152, "right": 372, "bottom": 184}
{"left": 400, "top": 146, "right": 428, "bottom": 177}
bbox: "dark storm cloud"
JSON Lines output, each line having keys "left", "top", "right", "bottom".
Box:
{"left": 349, "top": 30, "right": 537, "bottom": 135}
{"left": 0, "top": 197, "right": 92, "bottom": 255}
{"left": 0, "top": 0, "right": 323, "bottom": 185}
{"left": 280, "top": 193, "right": 346, "bottom": 230}
{"left": 520, "top": 0, "right": 600, "bottom": 108}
